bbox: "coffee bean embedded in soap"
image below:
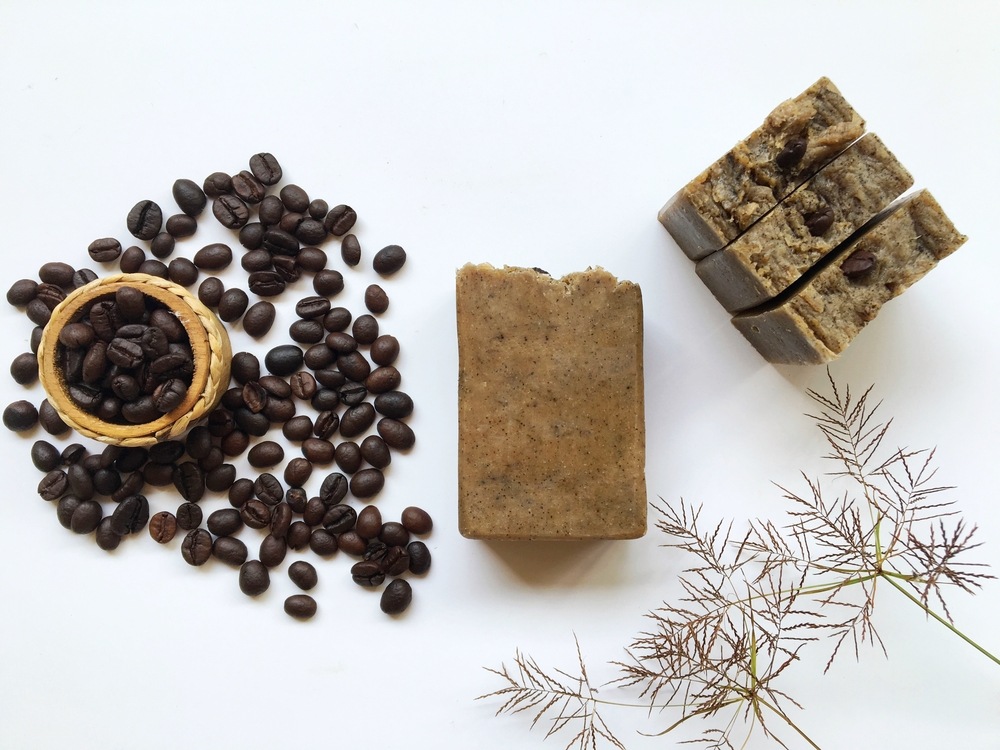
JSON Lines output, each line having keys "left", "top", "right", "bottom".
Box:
{"left": 775, "top": 136, "right": 807, "bottom": 170}
{"left": 804, "top": 205, "right": 835, "bottom": 236}
{"left": 841, "top": 249, "right": 877, "bottom": 280}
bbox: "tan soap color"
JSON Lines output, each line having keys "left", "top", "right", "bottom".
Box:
{"left": 457, "top": 264, "right": 646, "bottom": 541}
{"left": 659, "top": 77, "right": 865, "bottom": 260}
{"left": 695, "top": 132, "right": 913, "bottom": 312}
{"left": 732, "top": 190, "right": 966, "bottom": 365}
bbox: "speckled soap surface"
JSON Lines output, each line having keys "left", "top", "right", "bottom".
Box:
{"left": 456, "top": 263, "right": 646, "bottom": 541}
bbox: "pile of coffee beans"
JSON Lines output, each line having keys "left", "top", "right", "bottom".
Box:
{"left": 5, "top": 153, "right": 428, "bottom": 620}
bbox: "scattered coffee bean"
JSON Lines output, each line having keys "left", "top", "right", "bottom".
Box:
{"left": 203, "top": 171, "right": 233, "bottom": 197}
{"left": 4, "top": 400, "right": 38, "bottom": 431}
{"left": 360, "top": 435, "right": 391, "bottom": 469}
{"left": 313, "top": 269, "right": 344, "bottom": 297}
{"left": 167, "top": 257, "right": 199, "bottom": 286}
{"left": 213, "top": 536, "right": 248, "bottom": 566}
{"left": 264, "top": 345, "right": 304, "bottom": 376}
{"left": 248, "top": 441, "right": 284, "bottom": 468}
{"left": 232, "top": 170, "right": 266, "bottom": 204}
{"left": 323, "top": 204, "right": 357, "bottom": 236}
{"left": 240, "top": 498, "right": 271, "bottom": 529}
{"left": 283, "top": 457, "right": 313, "bottom": 487}
{"left": 213, "top": 194, "right": 250, "bottom": 229}
{"left": 350, "top": 560, "right": 385, "bottom": 587}
{"left": 288, "top": 560, "right": 318, "bottom": 590}
{"left": 284, "top": 594, "right": 317, "bottom": 620}
{"left": 150, "top": 232, "right": 176, "bottom": 259}
{"left": 218, "top": 288, "right": 249, "bottom": 322}
{"left": 356, "top": 505, "right": 382, "bottom": 540}
{"left": 242, "top": 301, "right": 276, "bottom": 337}
{"left": 127, "top": 200, "right": 163, "bottom": 240}
{"left": 148, "top": 511, "right": 178, "bottom": 543}
{"left": 407, "top": 540, "right": 432, "bottom": 574}
{"left": 110, "top": 494, "right": 150, "bottom": 535}
{"left": 181, "top": 528, "right": 213, "bottom": 566}
{"left": 10, "top": 352, "right": 39, "bottom": 385}
{"left": 7, "top": 278, "right": 39, "bottom": 306}
{"left": 176, "top": 502, "right": 204, "bottom": 531}
{"left": 364, "top": 284, "right": 389, "bottom": 314}
{"left": 119, "top": 246, "right": 146, "bottom": 273}
{"left": 350, "top": 468, "right": 384, "bottom": 499}
{"left": 302, "top": 437, "right": 335, "bottom": 464}
{"left": 166, "top": 213, "right": 198, "bottom": 238}
{"left": 198, "top": 277, "right": 225, "bottom": 307}
{"left": 95, "top": 518, "right": 122, "bottom": 551}
{"left": 380, "top": 579, "right": 412, "bottom": 615}
{"left": 373, "top": 244, "right": 406, "bottom": 275}
{"left": 239, "top": 560, "right": 270, "bottom": 596}
{"left": 309, "top": 528, "right": 338, "bottom": 556}
{"left": 31, "top": 440, "right": 62, "bottom": 472}
{"left": 194, "top": 243, "right": 233, "bottom": 270}
{"left": 283, "top": 415, "right": 314, "bottom": 441}
{"left": 249, "top": 153, "right": 282, "bottom": 185}
{"left": 259, "top": 534, "right": 287, "bottom": 567}
{"left": 248, "top": 270, "right": 286, "bottom": 297}
{"left": 370, "top": 335, "right": 399, "bottom": 366}
{"left": 378, "top": 417, "right": 415, "bottom": 449}
{"left": 172, "top": 178, "right": 207, "bottom": 216}
{"left": 296, "top": 246, "right": 328, "bottom": 273}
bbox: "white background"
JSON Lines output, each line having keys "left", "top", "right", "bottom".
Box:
{"left": 1, "top": 2, "right": 998, "bottom": 748}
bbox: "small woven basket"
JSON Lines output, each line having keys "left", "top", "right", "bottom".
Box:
{"left": 37, "top": 273, "right": 232, "bottom": 447}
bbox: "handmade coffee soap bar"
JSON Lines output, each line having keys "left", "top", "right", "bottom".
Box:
{"left": 732, "top": 190, "right": 966, "bottom": 364}
{"left": 659, "top": 77, "right": 865, "bottom": 260}
{"left": 695, "top": 132, "right": 913, "bottom": 312}
{"left": 456, "top": 264, "right": 646, "bottom": 541}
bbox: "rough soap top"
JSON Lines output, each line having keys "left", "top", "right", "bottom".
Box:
{"left": 456, "top": 264, "right": 646, "bottom": 541}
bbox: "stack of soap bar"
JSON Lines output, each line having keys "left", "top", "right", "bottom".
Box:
{"left": 732, "top": 191, "right": 966, "bottom": 364}
{"left": 456, "top": 264, "right": 646, "bottom": 541}
{"left": 659, "top": 77, "right": 865, "bottom": 260}
{"left": 660, "top": 77, "right": 965, "bottom": 363}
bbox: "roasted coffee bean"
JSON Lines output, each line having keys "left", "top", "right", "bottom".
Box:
{"left": 172, "top": 461, "right": 206, "bottom": 502}
{"left": 313, "top": 410, "right": 339, "bottom": 440}
{"left": 150, "top": 231, "right": 176, "bottom": 258}
{"left": 240, "top": 381, "right": 267, "bottom": 413}
{"left": 72, "top": 268, "right": 99, "bottom": 288}
{"left": 339, "top": 234, "right": 361, "bottom": 267}
{"left": 137, "top": 259, "right": 168, "bottom": 278}
{"left": 239, "top": 301, "right": 275, "bottom": 340}
{"left": 249, "top": 152, "right": 282, "bottom": 185}
{"left": 150, "top": 308, "right": 186, "bottom": 342}
{"left": 276, "top": 211, "right": 303, "bottom": 234}
{"left": 227, "top": 478, "right": 254, "bottom": 508}
{"left": 366, "top": 366, "right": 401, "bottom": 394}
{"left": 148, "top": 439, "right": 184, "bottom": 464}
{"left": 401, "top": 506, "right": 433, "bottom": 535}
{"left": 127, "top": 199, "right": 163, "bottom": 240}
{"left": 3, "top": 400, "right": 37, "bottom": 431}
{"left": 380, "top": 579, "right": 412, "bottom": 615}
{"left": 364, "top": 284, "right": 389, "bottom": 314}
{"left": 38, "top": 469, "right": 68, "bottom": 501}
{"left": 337, "top": 530, "right": 366, "bottom": 556}
{"left": 87, "top": 238, "right": 123, "bottom": 263}
{"left": 148, "top": 511, "right": 177, "bottom": 543}
{"left": 264, "top": 502, "right": 290, "bottom": 539}
{"left": 382, "top": 545, "right": 411, "bottom": 576}
{"left": 324, "top": 204, "right": 357, "bottom": 236}
{"left": 262, "top": 227, "right": 300, "bottom": 256}
{"left": 110, "top": 494, "right": 150, "bottom": 535}
{"left": 322, "top": 504, "right": 356, "bottom": 535}
{"left": 307, "top": 388, "right": 337, "bottom": 413}
{"left": 66, "top": 463, "right": 95, "bottom": 500}
{"left": 240, "top": 498, "right": 271, "bottom": 529}
{"left": 7, "top": 278, "right": 38, "bottom": 307}
{"left": 94, "top": 467, "right": 121, "bottom": 499}
{"left": 805, "top": 205, "right": 835, "bottom": 236}
{"left": 256, "top": 195, "right": 283, "bottom": 226}
{"left": 176, "top": 502, "right": 203, "bottom": 531}
{"left": 335, "top": 352, "right": 369, "bottom": 384}
{"left": 231, "top": 169, "right": 266, "bottom": 204}
{"left": 378, "top": 417, "right": 415, "bottom": 450}
{"left": 323, "top": 307, "right": 352, "bottom": 333}
{"left": 279, "top": 489, "right": 304, "bottom": 515}
{"left": 775, "top": 136, "right": 808, "bottom": 170}
{"left": 337, "top": 382, "right": 367, "bottom": 408}
{"left": 203, "top": 171, "right": 232, "bottom": 197}
{"left": 95, "top": 518, "right": 121, "bottom": 551}
{"left": 234, "top": 408, "right": 269, "bottom": 437}
{"left": 310, "top": 528, "right": 338, "bottom": 556}
{"left": 340, "top": 403, "right": 376, "bottom": 438}
{"left": 30, "top": 325, "right": 44, "bottom": 354}
{"left": 286, "top": 521, "right": 310, "bottom": 550}
{"left": 296, "top": 246, "right": 328, "bottom": 273}
{"left": 350, "top": 468, "right": 384, "bottom": 499}
{"left": 303, "top": 496, "right": 327, "bottom": 526}
{"left": 153, "top": 378, "right": 188, "bottom": 413}
{"left": 301, "top": 437, "right": 335, "bottom": 465}
{"left": 259, "top": 534, "right": 287, "bottom": 567}
{"left": 35, "top": 283, "right": 67, "bottom": 311}
{"left": 10, "top": 352, "right": 38, "bottom": 384}
{"left": 301, "top": 198, "right": 327, "bottom": 220}
{"left": 69, "top": 499, "right": 104, "bottom": 534}
{"left": 372, "top": 244, "right": 406, "bottom": 276}
{"left": 360, "top": 435, "right": 391, "bottom": 469}
{"left": 313, "top": 269, "right": 344, "bottom": 297}
{"left": 183, "top": 425, "right": 212, "bottom": 460}
{"left": 193, "top": 242, "right": 234, "bottom": 271}
{"left": 167, "top": 257, "right": 199, "bottom": 287}
{"left": 119, "top": 245, "right": 146, "bottom": 273}
{"left": 351, "top": 315, "right": 378, "bottom": 345}
{"left": 284, "top": 594, "right": 317, "bottom": 620}
{"left": 276, "top": 184, "right": 308, "bottom": 213}
{"left": 230, "top": 351, "right": 261, "bottom": 384}
{"left": 379, "top": 521, "right": 410, "bottom": 547}
{"left": 239, "top": 560, "right": 270, "bottom": 596}
{"left": 295, "top": 296, "right": 331, "bottom": 320}
{"left": 287, "top": 560, "right": 318, "bottom": 591}
{"left": 165, "top": 213, "right": 197, "bottom": 239}
{"left": 203, "top": 509, "right": 243, "bottom": 539}
{"left": 218, "top": 288, "right": 249, "bottom": 322}
{"left": 295, "top": 218, "right": 326, "bottom": 245}
{"left": 301, "top": 344, "right": 334, "bottom": 371}
{"left": 220, "top": 429, "right": 250, "bottom": 457}
{"left": 283, "top": 415, "right": 313, "bottom": 441}
{"left": 407, "top": 540, "right": 431, "bottom": 574}
{"left": 248, "top": 441, "right": 284, "bottom": 468}
{"left": 315, "top": 369, "right": 346, "bottom": 389}
{"left": 172, "top": 178, "right": 207, "bottom": 216}
{"left": 271, "top": 254, "right": 301, "bottom": 283}
{"left": 56, "top": 495, "right": 82, "bottom": 527}
{"left": 288, "top": 319, "right": 324, "bottom": 345}
{"left": 213, "top": 536, "right": 248, "bottom": 566}
{"left": 142, "top": 460, "right": 174, "bottom": 486}
{"left": 356, "top": 505, "right": 382, "bottom": 540}
{"left": 68, "top": 383, "right": 102, "bottom": 412}
{"left": 109, "top": 374, "right": 140, "bottom": 403}
{"left": 240, "top": 248, "right": 272, "bottom": 272}
{"left": 213, "top": 194, "right": 250, "bottom": 229}
{"left": 106, "top": 337, "right": 144, "bottom": 368}
{"left": 248, "top": 270, "right": 286, "bottom": 297}
{"left": 253, "top": 473, "right": 284, "bottom": 505}
{"left": 350, "top": 560, "right": 385, "bottom": 587}
{"left": 107, "top": 467, "right": 141, "bottom": 501}
{"left": 181, "top": 528, "right": 213, "bottom": 566}
{"left": 205, "top": 464, "right": 237, "bottom": 492}
{"left": 841, "top": 249, "right": 877, "bottom": 279}
{"left": 198, "top": 277, "right": 225, "bottom": 308}
{"left": 370, "top": 335, "right": 399, "bottom": 366}
{"left": 25, "top": 298, "right": 52, "bottom": 326}
{"left": 334, "top": 441, "right": 362, "bottom": 474}
{"left": 253, "top": 375, "right": 288, "bottom": 399}
{"left": 264, "top": 345, "right": 304, "bottom": 376}
{"left": 288, "top": 371, "right": 318, "bottom": 400}
{"left": 283, "top": 457, "right": 313, "bottom": 488}
{"left": 239, "top": 223, "right": 266, "bottom": 251}
{"left": 207, "top": 409, "right": 235, "bottom": 438}
{"left": 262, "top": 397, "right": 295, "bottom": 424}
{"left": 32, "top": 440, "right": 62, "bottom": 472}
{"left": 38, "top": 261, "right": 74, "bottom": 286}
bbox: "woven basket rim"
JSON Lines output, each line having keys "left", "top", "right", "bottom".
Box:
{"left": 37, "top": 273, "right": 231, "bottom": 447}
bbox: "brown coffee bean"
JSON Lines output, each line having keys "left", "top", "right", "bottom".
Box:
{"left": 288, "top": 560, "right": 318, "bottom": 590}
{"left": 338, "top": 530, "right": 366, "bottom": 556}
{"left": 232, "top": 170, "right": 266, "bottom": 204}
{"left": 401, "top": 506, "right": 433, "bottom": 534}
{"left": 356, "top": 505, "right": 383, "bottom": 540}
{"left": 313, "top": 410, "right": 339, "bottom": 440}
{"left": 340, "top": 403, "right": 376, "bottom": 438}
{"left": 213, "top": 194, "right": 250, "bottom": 229}
{"left": 207, "top": 508, "right": 243, "bottom": 537}
{"left": 239, "top": 560, "right": 270, "bottom": 596}
{"left": 350, "top": 560, "right": 385, "bottom": 587}
{"left": 172, "top": 178, "right": 207, "bottom": 216}
{"left": 323, "top": 204, "right": 357, "bottom": 236}
{"left": 284, "top": 594, "right": 317, "bottom": 620}
{"left": 127, "top": 199, "right": 163, "bottom": 240}
{"left": 259, "top": 534, "right": 287, "bottom": 567}
{"left": 151, "top": 232, "right": 177, "bottom": 259}
{"left": 380, "top": 579, "right": 412, "bottom": 615}
{"left": 352, "top": 314, "right": 379, "bottom": 345}
{"left": 181, "top": 529, "right": 213, "bottom": 566}
{"left": 240, "top": 498, "right": 271, "bottom": 529}
{"left": 364, "top": 284, "right": 389, "bottom": 314}
{"left": 282, "top": 415, "right": 314, "bottom": 441}
{"left": 365, "top": 366, "right": 401, "bottom": 394}
{"left": 379, "top": 521, "right": 410, "bottom": 547}
{"left": 168, "top": 257, "right": 199, "bottom": 287}
{"left": 313, "top": 269, "right": 344, "bottom": 297}
{"left": 249, "top": 153, "right": 282, "bottom": 185}
{"left": 309, "top": 529, "right": 338, "bottom": 556}
{"left": 841, "top": 249, "right": 877, "bottom": 279}
{"left": 88, "top": 238, "right": 123, "bottom": 263}
{"left": 166, "top": 213, "right": 197, "bottom": 238}
{"left": 213, "top": 536, "right": 249, "bottom": 566}
{"left": 198, "top": 276, "right": 225, "bottom": 307}
{"left": 360, "top": 435, "right": 391, "bottom": 469}
{"left": 378, "top": 417, "right": 415, "bottom": 449}
{"left": 218, "top": 288, "right": 249, "bottom": 322}
{"left": 804, "top": 205, "right": 835, "bottom": 236}
{"left": 323, "top": 307, "right": 352, "bottom": 332}
{"left": 283, "top": 457, "right": 313, "bottom": 487}
{"left": 296, "top": 246, "right": 328, "bottom": 273}
{"left": 289, "top": 371, "right": 317, "bottom": 400}
{"left": 176, "top": 502, "right": 203, "bottom": 531}
{"left": 369, "top": 335, "right": 399, "bottom": 366}
{"left": 350, "top": 468, "right": 384, "bottom": 498}
{"left": 372, "top": 244, "right": 406, "bottom": 275}
{"left": 775, "top": 135, "right": 808, "bottom": 170}
{"left": 373, "top": 391, "right": 413, "bottom": 419}
{"left": 334, "top": 441, "right": 362, "bottom": 474}
{"left": 302, "top": 437, "right": 335, "bottom": 464}
{"left": 242, "top": 301, "right": 276, "bottom": 338}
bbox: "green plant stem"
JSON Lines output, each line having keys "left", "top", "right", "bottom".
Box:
{"left": 882, "top": 574, "right": 1000, "bottom": 667}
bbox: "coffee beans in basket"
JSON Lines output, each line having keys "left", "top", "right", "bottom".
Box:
{"left": 6, "top": 153, "right": 424, "bottom": 621}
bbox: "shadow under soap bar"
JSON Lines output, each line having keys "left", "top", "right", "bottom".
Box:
{"left": 456, "top": 264, "right": 646, "bottom": 541}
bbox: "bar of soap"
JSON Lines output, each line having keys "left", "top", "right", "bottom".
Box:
{"left": 456, "top": 264, "right": 646, "bottom": 541}
{"left": 695, "top": 132, "right": 913, "bottom": 312}
{"left": 659, "top": 77, "right": 865, "bottom": 260}
{"left": 731, "top": 190, "right": 966, "bottom": 364}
